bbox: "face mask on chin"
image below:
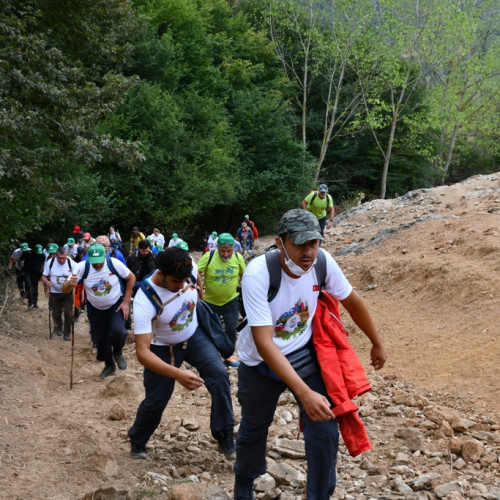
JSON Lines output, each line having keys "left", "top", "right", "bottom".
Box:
{"left": 280, "top": 238, "right": 316, "bottom": 277}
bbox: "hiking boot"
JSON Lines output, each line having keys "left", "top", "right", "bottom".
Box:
{"left": 63, "top": 333, "right": 71, "bottom": 341}
{"left": 113, "top": 353, "right": 127, "bottom": 370}
{"left": 99, "top": 363, "right": 116, "bottom": 379}
{"left": 214, "top": 429, "right": 236, "bottom": 460}
{"left": 234, "top": 477, "right": 255, "bottom": 500}
{"left": 52, "top": 329, "right": 63, "bottom": 337}
{"left": 131, "top": 442, "right": 149, "bottom": 459}
{"left": 224, "top": 356, "right": 240, "bottom": 368}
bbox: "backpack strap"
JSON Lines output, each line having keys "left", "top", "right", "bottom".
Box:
{"left": 82, "top": 260, "right": 90, "bottom": 281}
{"left": 106, "top": 254, "right": 125, "bottom": 294}
{"left": 265, "top": 250, "right": 282, "bottom": 302}
{"left": 311, "top": 191, "right": 317, "bottom": 204}
{"left": 138, "top": 278, "right": 191, "bottom": 343}
{"left": 49, "top": 256, "right": 56, "bottom": 271}
{"left": 207, "top": 249, "right": 216, "bottom": 268}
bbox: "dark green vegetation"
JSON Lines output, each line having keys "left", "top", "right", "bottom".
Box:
{"left": 1, "top": 0, "right": 498, "bottom": 253}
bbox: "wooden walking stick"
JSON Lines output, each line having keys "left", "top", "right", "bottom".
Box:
{"left": 70, "top": 274, "right": 77, "bottom": 390}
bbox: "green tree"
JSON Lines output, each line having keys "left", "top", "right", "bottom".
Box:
{"left": 0, "top": 0, "right": 142, "bottom": 249}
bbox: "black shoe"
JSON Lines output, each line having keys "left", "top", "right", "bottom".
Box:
{"left": 99, "top": 364, "right": 116, "bottom": 379}
{"left": 52, "top": 329, "right": 63, "bottom": 337}
{"left": 131, "top": 443, "right": 149, "bottom": 460}
{"left": 32, "top": 304, "right": 38, "bottom": 309}
{"left": 234, "top": 477, "right": 255, "bottom": 500}
{"left": 63, "top": 333, "right": 71, "bottom": 341}
{"left": 113, "top": 353, "right": 127, "bottom": 370}
{"left": 215, "top": 428, "right": 236, "bottom": 460}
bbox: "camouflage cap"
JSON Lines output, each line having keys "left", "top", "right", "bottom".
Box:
{"left": 278, "top": 209, "right": 324, "bottom": 245}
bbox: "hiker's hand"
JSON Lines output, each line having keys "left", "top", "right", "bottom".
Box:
{"left": 68, "top": 275, "right": 78, "bottom": 286}
{"left": 300, "top": 389, "right": 335, "bottom": 422}
{"left": 370, "top": 344, "right": 387, "bottom": 370}
{"left": 176, "top": 370, "right": 204, "bottom": 391}
{"left": 117, "top": 300, "right": 130, "bottom": 320}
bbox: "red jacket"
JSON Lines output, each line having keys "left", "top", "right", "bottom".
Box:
{"left": 312, "top": 291, "right": 372, "bottom": 457}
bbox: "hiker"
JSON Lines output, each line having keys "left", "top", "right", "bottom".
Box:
{"left": 233, "top": 209, "right": 386, "bottom": 499}
{"left": 236, "top": 222, "right": 253, "bottom": 253}
{"left": 108, "top": 226, "right": 122, "bottom": 250}
{"left": 148, "top": 228, "right": 165, "bottom": 249}
{"left": 64, "top": 244, "right": 135, "bottom": 379}
{"left": 301, "top": 183, "right": 335, "bottom": 237}
{"left": 127, "top": 239, "right": 159, "bottom": 282}
{"left": 22, "top": 244, "right": 45, "bottom": 309}
{"left": 206, "top": 231, "right": 218, "bottom": 251}
{"left": 71, "top": 225, "right": 84, "bottom": 244}
{"left": 64, "top": 237, "right": 79, "bottom": 259}
{"left": 167, "top": 232, "right": 183, "bottom": 248}
{"left": 81, "top": 232, "right": 96, "bottom": 251}
{"left": 42, "top": 247, "right": 76, "bottom": 340}
{"left": 127, "top": 247, "right": 235, "bottom": 460}
{"left": 44, "top": 242, "right": 58, "bottom": 263}
{"left": 8, "top": 242, "right": 29, "bottom": 300}
{"left": 129, "top": 227, "right": 145, "bottom": 254}
{"left": 243, "top": 215, "right": 258, "bottom": 241}
{"left": 197, "top": 233, "right": 245, "bottom": 368}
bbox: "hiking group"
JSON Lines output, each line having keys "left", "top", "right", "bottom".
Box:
{"left": 7, "top": 187, "right": 387, "bottom": 499}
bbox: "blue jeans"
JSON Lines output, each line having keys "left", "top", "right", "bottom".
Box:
{"left": 235, "top": 357, "right": 339, "bottom": 500}
{"left": 206, "top": 297, "right": 239, "bottom": 348}
{"left": 86, "top": 298, "right": 127, "bottom": 365}
{"left": 128, "top": 325, "right": 234, "bottom": 447}
{"left": 318, "top": 216, "right": 327, "bottom": 237}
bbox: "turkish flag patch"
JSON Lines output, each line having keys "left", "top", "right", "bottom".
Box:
{"left": 313, "top": 285, "right": 319, "bottom": 291}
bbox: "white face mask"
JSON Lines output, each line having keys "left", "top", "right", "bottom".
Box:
{"left": 280, "top": 238, "right": 316, "bottom": 277}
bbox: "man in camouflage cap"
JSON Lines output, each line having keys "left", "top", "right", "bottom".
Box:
{"left": 233, "top": 208, "right": 387, "bottom": 499}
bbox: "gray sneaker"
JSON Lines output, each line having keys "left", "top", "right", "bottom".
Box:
{"left": 131, "top": 443, "right": 149, "bottom": 460}
{"left": 113, "top": 353, "right": 127, "bottom": 370}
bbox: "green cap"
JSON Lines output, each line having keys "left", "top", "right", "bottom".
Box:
{"left": 87, "top": 244, "right": 106, "bottom": 264}
{"left": 156, "top": 244, "right": 164, "bottom": 251}
{"left": 21, "top": 242, "right": 30, "bottom": 251}
{"left": 211, "top": 231, "right": 218, "bottom": 238}
{"left": 172, "top": 233, "right": 178, "bottom": 239}
{"left": 35, "top": 244, "right": 43, "bottom": 254}
{"left": 67, "top": 237, "right": 75, "bottom": 245}
{"left": 146, "top": 236, "right": 153, "bottom": 242}
{"left": 217, "top": 233, "right": 235, "bottom": 248}
{"left": 47, "top": 243, "right": 58, "bottom": 254}
{"left": 245, "top": 214, "right": 249, "bottom": 219}
{"left": 278, "top": 209, "right": 324, "bottom": 245}
{"left": 177, "top": 241, "right": 189, "bottom": 251}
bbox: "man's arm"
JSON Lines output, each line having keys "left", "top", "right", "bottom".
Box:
{"left": 301, "top": 199, "right": 308, "bottom": 210}
{"left": 135, "top": 333, "right": 204, "bottom": 390}
{"left": 116, "top": 271, "right": 136, "bottom": 320}
{"left": 326, "top": 203, "right": 335, "bottom": 230}
{"left": 340, "top": 290, "right": 386, "bottom": 370}
{"left": 251, "top": 325, "right": 334, "bottom": 422}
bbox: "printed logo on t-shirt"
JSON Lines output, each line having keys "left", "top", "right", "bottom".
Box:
{"left": 170, "top": 300, "right": 196, "bottom": 331}
{"left": 91, "top": 279, "right": 113, "bottom": 296}
{"left": 214, "top": 266, "right": 235, "bottom": 286}
{"left": 275, "top": 299, "right": 309, "bottom": 340}
{"left": 56, "top": 275, "right": 67, "bottom": 286}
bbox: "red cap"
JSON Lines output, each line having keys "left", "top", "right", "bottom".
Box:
{"left": 73, "top": 225, "right": 80, "bottom": 231}
{"left": 84, "top": 232, "right": 91, "bottom": 239}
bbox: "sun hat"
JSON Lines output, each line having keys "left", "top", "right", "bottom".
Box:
{"left": 67, "top": 237, "right": 75, "bottom": 245}
{"left": 217, "top": 233, "right": 235, "bottom": 248}
{"left": 87, "top": 244, "right": 106, "bottom": 264}
{"left": 278, "top": 209, "right": 324, "bottom": 245}
{"left": 172, "top": 233, "right": 178, "bottom": 239}
{"left": 176, "top": 241, "right": 189, "bottom": 251}
{"left": 35, "top": 244, "right": 43, "bottom": 254}
{"left": 211, "top": 231, "right": 218, "bottom": 238}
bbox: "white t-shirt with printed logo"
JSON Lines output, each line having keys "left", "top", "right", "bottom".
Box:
{"left": 43, "top": 257, "right": 76, "bottom": 294}
{"left": 133, "top": 272, "right": 198, "bottom": 346}
{"left": 237, "top": 248, "right": 353, "bottom": 366}
{"left": 75, "top": 258, "right": 130, "bottom": 310}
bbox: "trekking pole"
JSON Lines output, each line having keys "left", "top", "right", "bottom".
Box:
{"left": 70, "top": 274, "right": 77, "bottom": 390}
{"left": 48, "top": 294, "right": 52, "bottom": 339}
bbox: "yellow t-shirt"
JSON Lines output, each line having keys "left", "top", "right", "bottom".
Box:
{"left": 197, "top": 250, "right": 246, "bottom": 306}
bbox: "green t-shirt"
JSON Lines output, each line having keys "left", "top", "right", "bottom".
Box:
{"left": 304, "top": 192, "right": 333, "bottom": 219}
{"left": 197, "top": 250, "right": 246, "bottom": 306}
